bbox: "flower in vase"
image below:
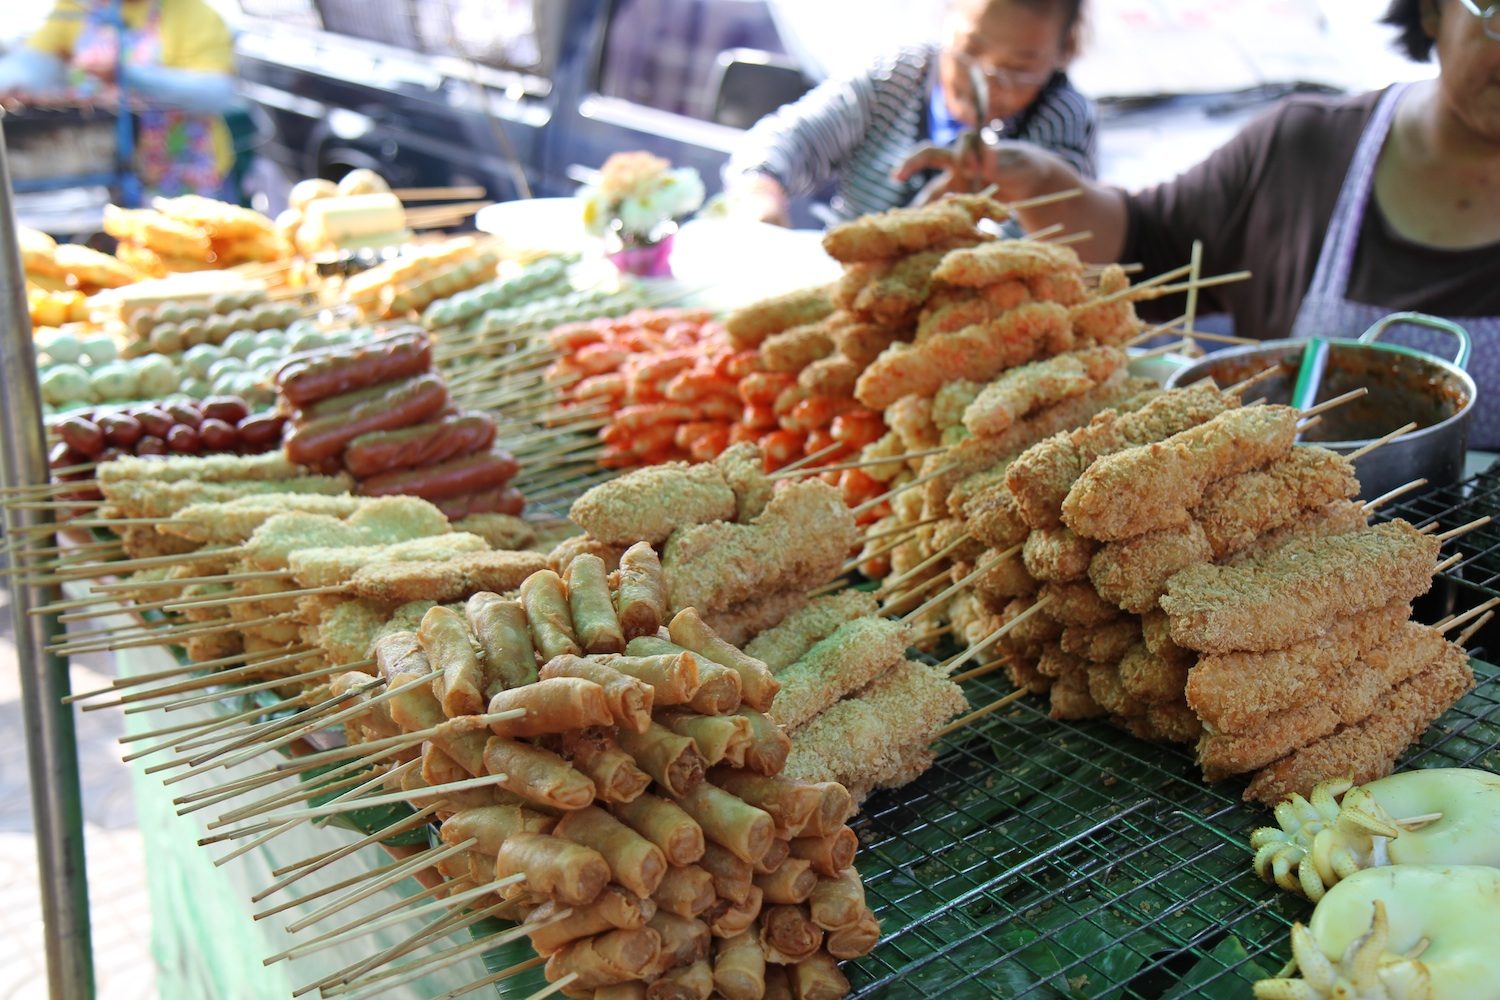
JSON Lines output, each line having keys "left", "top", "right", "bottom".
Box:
{"left": 580, "top": 152, "right": 705, "bottom": 246}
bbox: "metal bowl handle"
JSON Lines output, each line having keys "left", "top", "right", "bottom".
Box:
{"left": 1358, "top": 312, "right": 1472, "bottom": 370}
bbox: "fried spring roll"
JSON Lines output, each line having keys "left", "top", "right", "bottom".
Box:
{"left": 708, "top": 885, "right": 765, "bottom": 939}
{"left": 615, "top": 542, "right": 667, "bottom": 641}
{"left": 616, "top": 722, "right": 706, "bottom": 797}
{"left": 594, "top": 985, "right": 647, "bottom": 1000}
{"left": 673, "top": 782, "right": 775, "bottom": 865}
{"left": 688, "top": 658, "right": 743, "bottom": 716}
{"left": 753, "top": 837, "right": 791, "bottom": 877}
{"left": 539, "top": 655, "right": 653, "bottom": 733}
{"left": 555, "top": 805, "right": 668, "bottom": 899}
{"left": 561, "top": 731, "right": 651, "bottom": 804}
{"left": 567, "top": 553, "right": 627, "bottom": 654}
{"left": 417, "top": 606, "right": 485, "bottom": 717}
{"left": 735, "top": 707, "right": 791, "bottom": 776}
{"left": 760, "top": 905, "right": 824, "bottom": 964}
{"left": 610, "top": 652, "right": 702, "bottom": 705}
{"left": 646, "top": 958, "right": 712, "bottom": 1000}
{"left": 611, "top": 793, "right": 706, "bottom": 867}
{"left": 625, "top": 635, "right": 688, "bottom": 657}
{"left": 521, "top": 569, "right": 582, "bottom": 660}
{"left": 495, "top": 832, "right": 609, "bottom": 907}
{"left": 484, "top": 736, "right": 596, "bottom": 811}
{"left": 526, "top": 887, "right": 655, "bottom": 955}
{"left": 824, "top": 908, "right": 881, "bottom": 959}
{"left": 466, "top": 592, "right": 537, "bottom": 695}
{"left": 439, "top": 804, "right": 555, "bottom": 855}
{"left": 377, "top": 634, "right": 488, "bottom": 774}
{"left": 699, "top": 842, "right": 754, "bottom": 904}
{"left": 668, "top": 608, "right": 780, "bottom": 713}
{"left": 794, "top": 950, "right": 852, "bottom": 998}
{"left": 657, "top": 709, "right": 753, "bottom": 767}
{"left": 788, "top": 828, "right": 857, "bottom": 878}
{"left": 714, "top": 931, "right": 768, "bottom": 1000}
{"left": 707, "top": 769, "right": 821, "bottom": 840}
{"left": 764, "top": 964, "right": 793, "bottom": 1000}
{"left": 653, "top": 864, "right": 716, "bottom": 918}
{"left": 544, "top": 926, "right": 662, "bottom": 990}
{"left": 756, "top": 857, "right": 817, "bottom": 904}
{"left": 809, "top": 870, "right": 867, "bottom": 932}
{"left": 417, "top": 745, "right": 505, "bottom": 812}
{"left": 800, "top": 783, "right": 853, "bottom": 838}
{"left": 486, "top": 676, "right": 614, "bottom": 737}
{"left": 646, "top": 911, "right": 712, "bottom": 972}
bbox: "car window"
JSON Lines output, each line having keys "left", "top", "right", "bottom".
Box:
{"left": 313, "top": 0, "right": 420, "bottom": 48}
{"left": 234, "top": 0, "right": 322, "bottom": 29}
{"left": 597, "top": 0, "right": 789, "bottom": 121}
{"left": 412, "top": 0, "right": 551, "bottom": 77}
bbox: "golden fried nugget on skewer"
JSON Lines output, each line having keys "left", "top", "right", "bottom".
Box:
{"left": 663, "top": 480, "right": 857, "bottom": 615}
{"left": 771, "top": 618, "right": 909, "bottom": 732}
{"left": 1195, "top": 446, "right": 1359, "bottom": 559}
{"left": 1222, "top": 498, "right": 1370, "bottom": 565}
{"left": 962, "top": 483, "right": 1031, "bottom": 550}
{"left": 713, "top": 443, "right": 774, "bottom": 523}
{"left": 1006, "top": 383, "right": 1234, "bottom": 529}
{"left": 851, "top": 249, "right": 947, "bottom": 324}
{"left": 1022, "top": 525, "right": 1097, "bottom": 583}
{"left": 1059, "top": 619, "right": 1141, "bottom": 664}
{"left": 572, "top": 463, "right": 737, "bottom": 547}
{"left": 1139, "top": 608, "right": 1194, "bottom": 669}
{"left": 760, "top": 321, "right": 835, "bottom": 374}
{"left": 931, "top": 238, "right": 1082, "bottom": 288}
{"left": 160, "top": 493, "right": 367, "bottom": 544}
{"left": 974, "top": 545, "right": 1036, "bottom": 603}
{"left": 452, "top": 512, "right": 536, "bottom": 550}
{"left": 724, "top": 286, "right": 834, "bottom": 348}
{"left": 287, "top": 533, "right": 491, "bottom": 588}
{"left": 1072, "top": 264, "right": 1141, "bottom": 345}
{"left": 1162, "top": 521, "right": 1438, "bottom": 653}
{"left": 244, "top": 497, "right": 452, "bottom": 570}
{"left": 1063, "top": 405, "right": 1300, "bottom": 541}
{"left": 798, "top": 354, "right": 862, "bottom": 399}
{"left": 831, "top": 319, "right": 904, "bottom": 368}
{"left": 855, "top": 301, "right": 1073, "bottom": 409}
{"left": 782, "top": 660, "right": 967, "bottom": 795}
{"left": 1085, "top": 663, "right": 1146, "bottom": 718}
{"left": 1049, "top": 669, "right": 1106, "bottom": 720}
{"left": 1198, "top": 623, "right": 1452, "bottom": 779}
{"left": 1184, "top": 600, "right": 1411, "bottom": 734}
{"left": 1088, "top": 522, "right": 1212, "bottom": 615}
{"left": 963, "top": 347, "right": 1127, "bottom": 438}
{"left": 931, "top": 380, "right": 984, "bottom": 434}
{"left": 1117, "top": 642, "right": 1191, "bottom": 704}
{"left": 702, "top": 591, "right": 810, "bottom": 650}
{"left": 99, "top": 451, "right": 305, "bottom": 486}
{"left": 102, "top": 205, "right": 211, "bottom": 258}
{"left": 821, "top": 197, "right": 1002, "bottom": 263}
{"left": 1243, "top": 642, "right": 1472, "bottom": 805}
{"left": 1039, "top": 581, "right": 1118, "bottom": 627}
{"left": 743, "top": 592, "right": 879, "bottom": 673}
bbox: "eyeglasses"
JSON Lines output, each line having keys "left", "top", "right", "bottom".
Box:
{"left": 1458, "top": 0, "right": 1500, "bottom": 41}
{"left": 950, "top": 51, "right": 1054, "bottom": 92}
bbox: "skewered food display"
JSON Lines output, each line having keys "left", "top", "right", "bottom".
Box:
{"left": 271, "top": 328, "right": 525, "bottom": 519}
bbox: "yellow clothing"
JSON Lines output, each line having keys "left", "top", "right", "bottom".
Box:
{"left": 28, "top": 0, "right": 234, "bottom": 175}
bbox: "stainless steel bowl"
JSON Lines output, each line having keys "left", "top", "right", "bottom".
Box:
{"left": 1164, "top": 313, "right": 1475, "bottom": 501}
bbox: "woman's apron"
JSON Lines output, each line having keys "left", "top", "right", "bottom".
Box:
{"left": 1289, "top": 81, "right": 1500, "bottom": 449}
{"left": 69, "top": 1, "right": 225, "bottom": 197}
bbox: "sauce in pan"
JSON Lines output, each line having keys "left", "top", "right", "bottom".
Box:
{"left": 1186, "top": 344, "right": 1469, "bottom": 443}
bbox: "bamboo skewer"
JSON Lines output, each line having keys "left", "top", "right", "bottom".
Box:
{"left": 852, "top": 463, "right": 958, "bottom": 518}
{"left": 878, "top": 570, "right": 950, "bottom": 616}
{"left": 951, "top": 656, "right": 1011, "bottom": 684}
{"left": 1225, "top": 365, "right": 1282, "bottom": 397}
{"left": 1436, "top": 552, "right": 1464, "bottom": 573}
{"left": 259, "top": 773, "right": 513, "bottom": 825}
{"left": 1437, "top": 597, "right": 1500, "bottom": 635}
{"left": 773, "top": 445, "right": 950, "bottom": 480}
{"left": 265, "top": 878, "right": 503, "bottom": 965}
{"left": 430, "top": 957, "right": 549, "bottom": 1000}
{"left": 1363, "top": 479, "right": 1428, "bottom": 514}
{"left": 936, "top": 688, "right": 1030, "bottom": 737}
{"left": 1458, "top": 611, "right": 1494, "bottom": 648}
{"left": 876, "top": 534, "right": 972, "bottom": 598}
{"left": 899, "top": 547, "right": 1022, "bottom": 623}
{"left": 142, "top": 659, "right": 353, "bottom": 720}
{"left": 1298, "top": 387, "right": 1368, "bottom": 421}
{"left": 268, "top": 709, "right": 527, "bottom": 775}
{"left": 98, "top": 648, "right": 325, "bottom": 709}
{"left": 161, "top": 584, "right": 344, "bottom": 613}
{"left": 250, "top": 805, "right": 445, "bottom": 904}
{"left": 67, "top": 646, "right": 303, "bottom": 705}
{"left": 1436, "top": 516, "right": 1492, "bottom": 544}
{"left": 1006, "top": 187, "right": 1083, "bottom": 212}
{"left": 252, "top": 853, "right": 416, "bottom": 922}
{"left": 1346, "top": 422, "right": 1420, "bottom": 462}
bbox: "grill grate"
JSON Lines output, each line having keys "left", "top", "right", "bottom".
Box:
{"left": 845, "top": 656, "right": 1500, "bottom": 998}
{"left": 1372, "top": 461, "right": 1500, "bottom": 602}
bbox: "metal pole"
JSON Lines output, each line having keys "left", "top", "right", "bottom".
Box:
{"left": 0, "top": 132, "right": 96, "bottom": 997}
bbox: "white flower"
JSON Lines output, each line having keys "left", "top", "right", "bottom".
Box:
{"left": 618, "top": 194, "right": 665, "bottom": 239}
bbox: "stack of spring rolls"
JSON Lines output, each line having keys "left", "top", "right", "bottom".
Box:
{"left": 937, "top": 385, "right": 1472, "bottom": 805}
{"left": 332, "top": 542, "right": 879, "bottom": 997}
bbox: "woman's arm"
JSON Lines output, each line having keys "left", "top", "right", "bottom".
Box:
{"left": 120, "top": 64, "right": 238, "bottom": 115}
{"left": 724, "top": 56, "right": 901, "bottom": 221}
{"left": 0, "top": 47, "right": 67, "bottom": 93}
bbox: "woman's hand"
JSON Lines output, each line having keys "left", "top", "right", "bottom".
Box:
{"left": 726, "top": 172, "right": 792, "bottom": 228}
{"left": 893, "top": 137, "right": 1071, "bottom": 205}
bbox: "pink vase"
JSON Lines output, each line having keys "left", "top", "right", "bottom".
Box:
{"left": 606, "top": 227, "right": 676, "bottom": 278}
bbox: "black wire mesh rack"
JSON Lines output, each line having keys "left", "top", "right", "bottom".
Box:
{"left": 1371, "top": 460, "right": 1500, "bottom": 603}
{"left": 843, "top": 656, "right": 1500, "bottom": 999}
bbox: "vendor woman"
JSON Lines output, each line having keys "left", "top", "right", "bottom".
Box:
{"left": 0, "top": 0, "right": 238, "bottom": 197}
{"left": 898, "top": 0, "right": 1500, "bottom": 445}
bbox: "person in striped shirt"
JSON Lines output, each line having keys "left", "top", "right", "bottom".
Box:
{"left": 725, "top": 0, "right": 1095, "bottom": 226}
